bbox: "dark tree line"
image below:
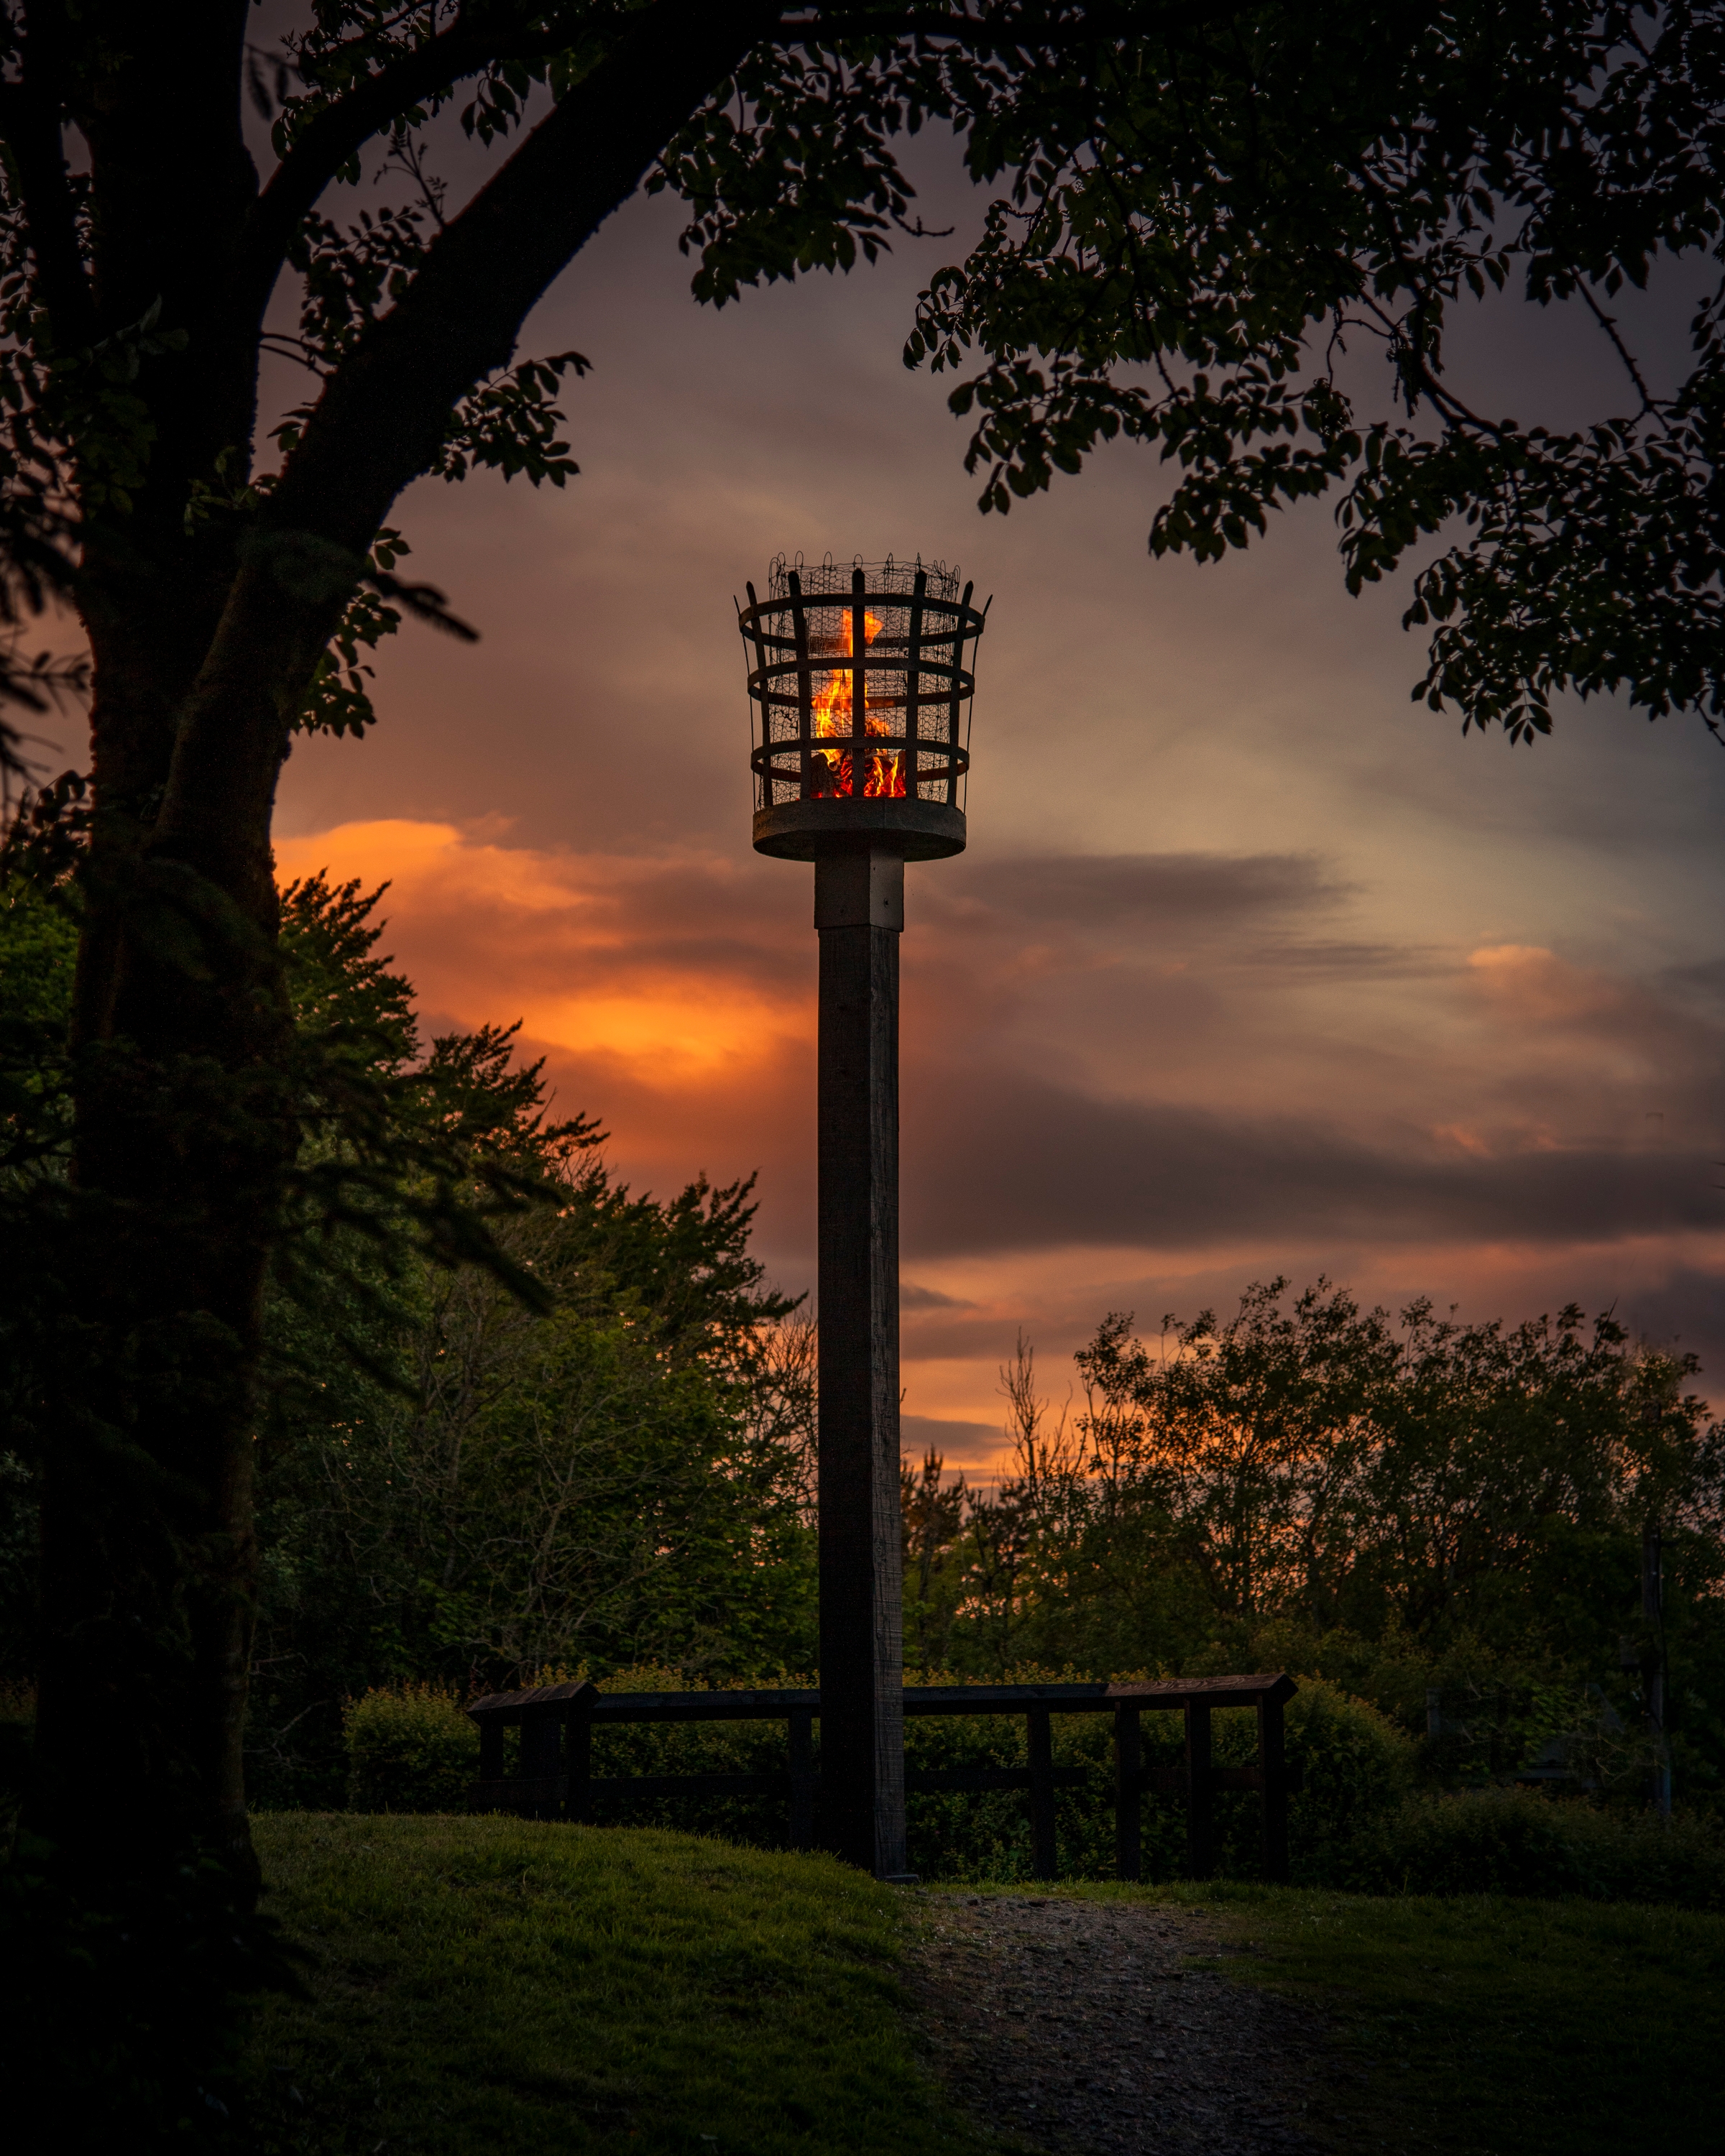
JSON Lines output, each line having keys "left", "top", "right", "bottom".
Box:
{"left": 902, "top": 1289, "right": 1725, "bottom": 1797}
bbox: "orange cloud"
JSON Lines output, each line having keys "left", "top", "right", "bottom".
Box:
{"left": 278, "top": 817, "right": 592, "bottom": 915}
{"left": 274, "top": 818, "right": 809, "bottom": 1082}
{"left": 1431, "top": 1123, "right": 1492, "bottom": 1156}
{"left": 1466, "top": 942, "right": 1619, "bottom": 1025}
{"left": 520, "top": 984, "right": 803, "bottom": 1080}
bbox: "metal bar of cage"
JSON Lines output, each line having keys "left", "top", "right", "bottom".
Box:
{"left": 948, "top": 579, "right": 972, "bottom": 806}
{"left": 849, "top": 565, "right": 867, "bottom": 786}
{"left": 787, "top": 568, "right": 814, "bottom": 799}
{"left": 906, "top": 567, "right": 925, "bottom": 795}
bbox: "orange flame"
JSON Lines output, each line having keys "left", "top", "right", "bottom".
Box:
{"left": 808, "top": 607, "right": 904, "bottom": 798}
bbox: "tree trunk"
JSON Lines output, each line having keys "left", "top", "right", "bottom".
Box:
{"left": 29, "top": 563, "right": 342, "bottom": 1889}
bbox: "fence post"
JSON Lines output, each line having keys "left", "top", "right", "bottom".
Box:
{"left": 564, "top": 1699, "right": 593, "bottom": 1825}
{"left": 520, "top": 1707, "right": 560, "bottom": 1815}
{"left": 1114, "top": 1703, "right": 1142, "bottom": 1883}
{"left": 1184, "top": 1700, "right": 1213, "bottom": 1879}
{"left": 1027, "top": 1707, "right": 1057, "bottom": 1880}
{"left": 1259, "top": 1691, "right": 1289, "bottom": 1884}
{"left": 477, "top": 1713, "right": 503, "bottom": 1784}
{"left": 788, "top": 1709, "right": 815, "bottom": 1851}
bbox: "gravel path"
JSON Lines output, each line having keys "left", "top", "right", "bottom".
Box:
{"left": 903, "top": 1891, "right": 1339, "bottom": 2155}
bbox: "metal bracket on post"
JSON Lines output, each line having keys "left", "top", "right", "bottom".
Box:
{"left": 814, "top": 851, "right": 903, "bottom": 931}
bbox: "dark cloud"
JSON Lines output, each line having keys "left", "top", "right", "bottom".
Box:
{"left": 902, "top": 1068, "right": 1725, "bottom": 1259}
{"left": 901, "top": 1413, "right": 1002, "bottom": 1465}
{"left": 934, "top": 850, "right": 1346, "bottom": 933}
{"left": 1666, "top": 955, "right": 1725, "bottom": 1010}
{"left": 899, "top": 1310, "right": 1033, "bottom": 1361}
{"left": 1233, "top": 939, "right": 1450, "bottom": 979}
{"left": 900, "top": 1280, "right": 973, "bottom": 1310}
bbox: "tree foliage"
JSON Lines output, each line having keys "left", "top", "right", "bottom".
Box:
{"left": 904, "top": 1284, "right": 1725, "bottom": 1797}
{"left": 249, "top": 885, "right": 814, "bottom": 1804}
{"left": 0, "top": 6, "right": 1715, "bottom": 776}
{"left": 653, "top": 2, "right": 1725, "bottom": 743}
{"left": 252, "top": 1181, "right": 816, "bottom": 1807}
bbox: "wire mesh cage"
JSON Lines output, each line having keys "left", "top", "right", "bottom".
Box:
{"left": 738, "top": 556, "right": 988, "bottom": 826}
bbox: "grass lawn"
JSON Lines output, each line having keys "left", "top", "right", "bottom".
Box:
{"left": 249, "top": 1817, "right": 1725, "bottom": 2155}
{"left": 247, "top": 1812, "right": 1004, "bottom": 2156}
{"left": 1162, "top": 1880, "right": 1725, "bottom": 2156}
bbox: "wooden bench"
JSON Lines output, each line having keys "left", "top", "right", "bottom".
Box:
{"left": 466, "top": 1672, "right": 1301, "bottom": 1882}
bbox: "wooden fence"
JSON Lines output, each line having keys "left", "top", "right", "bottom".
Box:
{"left": 467, "top": 1672, "right": 1300, "bottom": 1883}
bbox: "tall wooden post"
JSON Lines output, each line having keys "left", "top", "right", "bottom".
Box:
{"left": 816, "top": 849, "right": 908, "bottom": 1878}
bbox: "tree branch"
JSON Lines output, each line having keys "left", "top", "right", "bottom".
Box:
{"left": 1576, "top": 280, "right": 1659, "bottom": 420}
{"left": 264, "top": 0, "right": 781, "bottom": 552}
{"left": 241, "top": 9, "right": 571, "bottom": 318}
{"left": 241, "top": 1, "right": 1220, "bottom": 328}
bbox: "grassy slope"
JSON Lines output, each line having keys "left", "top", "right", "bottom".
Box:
{"left": 1162, "top": 1881, "right": 1725, "bottom": 2156}
{"left": 250, "top": 1818, "right": 1725, "bottom": 2156}
{"left": 249, "top": 1814, "right": 1002, "bottom": 2156}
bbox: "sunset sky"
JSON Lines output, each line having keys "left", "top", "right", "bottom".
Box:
{"left": 244, "top": 127, "right": 1725, "bottom": 1477}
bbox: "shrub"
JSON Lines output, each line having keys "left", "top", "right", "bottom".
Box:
{"left": 1349, "top": 1787, "right": 1725, "bottom": 1908}
{"left": 1351, "top": 1784, "right": 1586, "bottom": 1897}
{"left": 1283, "top": 1677, "right": 1416, "bottom": 1884}
{"left": 344, "top": 1685, "right": 478, "bottom": 1813}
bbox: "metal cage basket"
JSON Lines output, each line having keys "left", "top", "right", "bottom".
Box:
{"left": 739, "top": 556, "right": 988, "bottom": 860}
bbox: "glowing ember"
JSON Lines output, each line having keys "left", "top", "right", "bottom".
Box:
{"left": 809, "top": 607, "right": 904, "bottom": 798}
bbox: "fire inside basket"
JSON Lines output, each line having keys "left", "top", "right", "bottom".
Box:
{"left": 739, "top": 555, "right": 988, "bottom": 862}
{"left": 809, "top": 603, "right": 893, "bottom": 798}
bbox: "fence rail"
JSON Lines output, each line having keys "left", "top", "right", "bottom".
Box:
{"left": 466, "top": 1673, "right": 1301, "bottom": 1883}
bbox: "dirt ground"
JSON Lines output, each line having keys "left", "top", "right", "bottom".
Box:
{"left": 903, "top": 1890, "right": 1348, "bottom": 2155}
